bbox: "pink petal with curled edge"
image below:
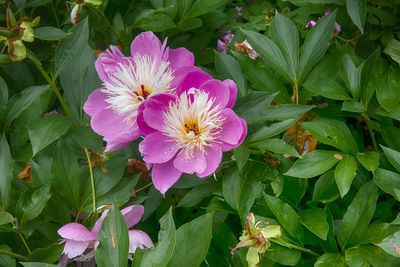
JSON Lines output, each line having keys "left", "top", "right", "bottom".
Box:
{"left": 130, "top": 31, "right": 163, "bottom": 60}
{"left": 173, "top": 150, "right": 207, "bottom": 174}
{"left": 128, "top": 230, "right": 154, "bottom": 254}
{"left": 223, "top": 79, "right": 238, "bottom": 108}
{"left": 171, "top": 66, "right": 205, "bottom": 88}
{"left": 91, "top": 209, "right": 109, "bottom": 234}
{"left": 176, "top": 69, "right": 212, "bottom": 95}
{"left": 168, "top": 47, "right": 195, "bottom": 71}
{"left": 142, "top": 100, "right": 168, "bottom": 132}
{"left": 220, "top": 117, "right": 247, "bottom": 152}
{"left": 198, "top": 79, "right": 230, "bottom": 108}
{"left": 63, "top": 240, "right": 92, "bottom": 259}
{"left": 218, "top": 109, "right": 245, "bottom": 145}
{"left": 83, "top": 88, "right": 108, "bottom": 117}
{"left": 121, "top": 205, "right": 144, "bottom": 228}
{"left": 95, "top": 46, "right": 126, "bottom": 83}
{"left": 197, "top": 144, "right": 223, "bottom": 178}
{"left": 151, "top": 160, "right": 182, "bottom": 194}
{"left": 58, "top": 223, "right": 96, "bottom": 241}
{"left": 139, "top": 132, "right": 179, "bottom": 164}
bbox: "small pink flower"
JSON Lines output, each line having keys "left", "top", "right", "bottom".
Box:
{"left": 138, "top": 70, "right": 247, "bottom": 193}
{"left": 305, "top": 20, "right": 317, "bottom": 29}
{"left": 84, "top": 31, "right": 197, "bottom": 151}
{"left": 58, "top": 205, "right": 153, "bottom": 261}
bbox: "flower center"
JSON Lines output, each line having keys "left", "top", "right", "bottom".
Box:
{"left": 163, "top": 89, "right": 224, "bottom": 157}
{"left": 102, "top": 55, "right": 173, "bottom": 121}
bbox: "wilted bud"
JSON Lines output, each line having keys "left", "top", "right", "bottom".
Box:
{"left": 20, "top": 21, "right": 34, "bottom": 42}
{"left": 8, "top": 39, "right": 26, "bottom": 61}
{"left": 232, "top": 213, "right": 282, "bottom": 267}
{"left": 70, "top": 4, "right": 82, "bottom": 25}
{"left": 234, "top": 40, "right": 259, "bottom": 59}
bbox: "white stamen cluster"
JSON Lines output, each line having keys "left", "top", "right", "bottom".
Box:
{"left": 163, "top": 89, "right": 225, "bottom": 157}
{"left": 102, "top": 54, "right": 174, "bottom": 121}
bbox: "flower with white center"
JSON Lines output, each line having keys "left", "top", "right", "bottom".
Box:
{"left": 84, "top": 31, "right": 196, "bottom": 151}
{"left": 138, "top": 69, "right": 247, "bottom": 194}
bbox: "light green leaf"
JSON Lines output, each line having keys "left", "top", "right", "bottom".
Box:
{"left": 264, "top": 194, "right": 303, "bottom": 240}
{"left": 346, "top": 245, "right": 400, "bottom": 266}
{"left": 334, "top": 155, "right": 358, "bottom": 197}
{"left": 356, "top": 151, "right": 380, "bottom": 172}
{"left": 381, "top": 145, "right": 400, "bottom": 173}
{"left": 0, "top": 135, "right": 13, "bottom": 209}
{"left": 346, "top": 0, "right": 367, "bottom": 33}
{"left": 341, "top": 101, "right": 366, "bottom": 113}
{"left": 315, "top": 253, "right": 347, "bottom": 267}
{"left": 378, "top": 231, "right": 400, "bottom": 258}
{"left": 302, "top": 119, "right": 358, "bottom": 154}
{"left": 265, "top": 243, "right": 301, "bottom": 266}
{"left": 28, "top": 115, "right": 73, "bottom": 156}
{"left": 248, "top": 119, "right": 297, "bottom": 143}
{"left": 338, "top": 181, "right": 378, "bottom": 249}
{"left": 215, "top": 52, "right": 246, "bottom": 96}
{"left": 95, "top": 205, "right": 129, "bottom": 267}
{"left": 384, "top": 38, "right": 400, "bottom": 65}
{"left": 0, "top": 211, "right": 13, "bottom": 225}
{"left": 299, "top": 207, "right": 329, "bottom": 240}
{"left": 374, "top": 168, "right": 400, "bottom": 201}
{"left": 249, "top": 138, "right": 301, "bottom": 158}
{"left": 303, "top": 77, "right": 352, "bottom": 100}
{"left": 285, "top": 150, "right": 341, "bottom": 178}
{"left": 167, "top": 213, "right": 213, "bottom": 267}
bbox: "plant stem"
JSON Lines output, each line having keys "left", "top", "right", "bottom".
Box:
{"left": 31, "top": 60, "right": 71, "bottom": 117}
{"left": 84, "top": 148, "right": 97, "bottom": 214}
{"left": 0, "top": 249, "right": 28, "bottom": 261}
{"left": 271, "top": 239, "right": 319, "bottom": 257}
{"left": 18, "top": 232, "right": 31, "bottom": 255}
{"left": 363, "top": 114, "right": 378, "bottom": 150}
{"left": 135, "top": 183, "right": 153, "bottom": 193}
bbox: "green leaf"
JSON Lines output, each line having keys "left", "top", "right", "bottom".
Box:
{"left": 378, "top": 231, "right": 400, "bottom": 258}
{"left": 356, "top": 151, "right": 380, "bottom": 172}
{"left": 215, "top": 52, "right": 246, "bottom": 96}
{"left": 361, "top": 48, "right": 381, "bottom": 106}
{"left": 54, "top": 18, "right": 89, "bottom": 75}
{"left": 34, "top": 27, "right": 67, "bottom": 41}
{"left": 233, "top": 145, "right": 250, "bottom": 170}
{"left": 248, "top": 119, "right": 297, "bottom": 143}
{"left": 303, "top": 77, "right": 352, "bottom": 100}
{"left": 299, "top": 207, "right": 329, "bottom": 240}
{"left": 265, "top": 243, "right": 301, "bottom": 266}
{"left": 334, "top": 155, "right": 358, "bottom": 197}
{"left": 341, "top": 101, "right": 366, "bottom": 113}
{"left": 177, "top": 183, "right": 220, "bottom": 208}
{"left": 95, "top": 205, "right": 129, "bottom": 267}
{"left": 264, "top": 194, "right": 303, "bottom": 240}
{"left": 313, "top": 170, "right": 340, "bottom": 203}
{"left": 302, "top": 119, "right": 358, "bottom": 154}
{"left": 338, "top": 181, "right": 378, "bottom": 249}
{"left": 341, "top": 55, "right": 362, "bottom": 99}
{"left": 222, "top": 163, "right": 267, "bottom": 220}
{"left": 374, "top": 168, "right": 400, "bottom": 201}
{"left": 0, "top": 245, "right": 15, "bottom": 267}
{"left": 384, "top": 38, "right": 400, "bottom": 65}
{"left": 285, "top": 150, "right": 341, "bottom": 178}
{"left": 270, "top": 12, "right": 299, "bottom": 80}
{"left": 0, "top": 135, "right": 13, "bottom": 209}
{"left": 246, "top": 104, "right": 314, "bottom": 124}
{"left": 28, "top": 115, "right": 73, "bottom": 156}
{"left": 346, "top": 0, "right": 367, "bottom": 33}
{"left": 345, "top": 245, "right": 400, "bottom": 266}
{"left": 299, "top": 11, "right": 336, "bottom": 81}
{"left": 0, "top": 211, "right": 13, "bottom": 225}
{"left": 184, "top": 0, "right": 227, "bottom": 18}
{"left": 376, "top": 67, "right": 400, "bottom": 112}
{"left": 133, "top": 208, "right": 176, "bottom": 267}
{"left": 234, "top": 91, "right": 276, "bottom": 124}
{"left": 381, "top": 145, "right": 400, "bottom": 173}
{"left": 16, "top": 184, "right": 51, "bottom": 225}
{"left": 0, "top": 75, "right": 8, "bottom": 108}
{"left": 242, "top": 30, "right": 292, "bottom": 82}
{"left": 136, "top": 12, "right": 176, "bottom": 32}
{"left": 249, "top": 138, "right": 301, "bottom": 158}
{"left": 357, "top": 223, "right": 400, "bottom": 245}
{"left": 167, "top": 213, "right": 213, "bottom": 267}
{"left": 315, "top": 253, "right": 347, "bottom": 267}
{"left": 21, "top": 263, "right": 60, "bottom": 267}
{"left": 28, "top": 243, "right": 63, "bottom": 264}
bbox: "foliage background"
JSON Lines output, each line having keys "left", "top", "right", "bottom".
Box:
{"left": 1, "top": 0, "right": 400, "bottom": 266}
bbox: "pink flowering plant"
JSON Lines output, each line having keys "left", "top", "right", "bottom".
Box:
{"left": 1, "top": 1, "right": 400, "bottom": 267}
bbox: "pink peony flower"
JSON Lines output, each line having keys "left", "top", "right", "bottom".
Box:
{"left": 58, "top": 205, "right": 153, "bottom": 261}
{"left": 138, "top": 69, "right": 247, "bottom": 193}
{"left": 84, "top": 31, "right": 197, "bottom": 151}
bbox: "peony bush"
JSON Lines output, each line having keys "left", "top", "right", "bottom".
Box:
{"left": 0, "top": 1, "right": 400, "bottom": 267}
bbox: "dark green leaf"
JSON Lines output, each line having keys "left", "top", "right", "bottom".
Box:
{"left": 361, "top": 48, "right": 381, "bottom": 106}
{"left": 21, "top": 263, "right": 59, "bottom": 267}
{"left": 303, "top": 77, "right": 351, "bottom": 100}
{"left": 376, "top": 67, "right": 400, "bottom": 112}
{"left": 95, "top": 205, "right": 129, "bottom": 267}
{"left": 285, "top": 150, "right": 341, "bottom": 178}
{"left": 34, "top": 27, "right": 67, "bottom": 41}
{"left": 0, "top": 76, "right": 8, "bottom": 108}
{"left": 313, "top": 170, "right": 340, "bottom": 203}
{"left": 334, "top": 155, "right": 358, "bottom": 197}
{"left": 235, "top": 91, "right": 276, "bottom": 124}
{"left": 248, "top": 119, "right": 297, "bottom": 143}
{"left": 265, "top": 243, "right": 301, "bottom": 266}
{"left": 341, "top": 101, "right": 366, "bottom": 113}
{"left": 0, "top": 135, "right": 13, "bottom": 209}
{"left": 16, "top": 184, "right": 51, "bottom": 225}
{"left": 250, "top": 138, "right": 301, "bottom": 158}
{"left": 356, "top": 151, "right": 380, "bottom": 172}
{"left": 374, "top": 168, "right": 400, "bottom": 201}
{"left": 28, "top": 243, "right": 63, "bottom": 263}
{"left": 233, "top": 145, "right": 250, "bottom": 170}
{"left": 341, "top": 55, "right": 362, "bottom": 99}
{"left": 0, "top": 211, "right": 13, "bottom": 225}
{"left": 299, "top": 207, "right": 329, "bottom": 240}
{"left": 184, "top": 0, "right": 227, "bottom": 18}
{"left": 136, "top": 13, "right": 176, "bottom": 32}
{"left": 167, "top": 213, "right": 213, "bottom": 267}
{"left": 378, "top": 231, "right": 400, "bottom": 258}
{"left": 345, "top": 245, "right": 400, "bottom": 266}
{"left": 381, "top": 145, "right": 400, "bottom": 173}
{"left": 177, "top": 183, "right": 220, "bottom": 208}
{"left": 346, "top": 0, "right": 367, "bottom": 33}
{"left": 384, "top": 38, "right": 400, "bottom": 65}
{"left": 246, "top": 104, "right": 313, "bottom": 124}
{"left": 215, "top": 52, "right": 246, "bottom": 96}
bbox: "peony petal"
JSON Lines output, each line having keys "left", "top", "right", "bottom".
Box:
{"left": 218, "top": 109, "right": 245, "bottom": 145}
{"left": 137, "top": 105, "right": 156, "bottom": 136}
{"left": 223, "top": 79, "right": 238, "bottom": 108}
{"left": 198, "top": 79, "right": 230, "bottom": 108}
{"left": 168, "top": 48, "right": 194, "bottom": 71}
{"left": 95, "top": 46, "right": 126, "bottom": 83}
{"left": 151, "top": 160, "right": 182, "bottom": 194}
{"left": 63, "top": 240, "right": 92, "bottom": 259}
{"left": 130, "top": 31, "right": 163, "bottom": 60}
{"left": 91, "top": 210, "right": 109, "bottom": 234}
{"left": 58, "top": 223, "right": 96, "bottom": 241}
{"left": 173, "top": 150, "right": 207, "bottom": 174}
{"left": 220, "top": 117, "right": 247, "bottom": 152}
{"left": 197, "top": 145, "right": 223, "bottom": 178}
{"left": 142, "top": 99, "right": 169, "bottom": 132}
{"left": 139, "top": 132, "right": 178, "bottom": 164}
{"left": 128, "top": 230, "right": 154, "bottom": 254}
{"left": 171, "top": 66, "right": 204, "bottom": 88}
{"left": 121, "top": 205, "right": 144, "bottom": 228}
{"left": 176, "top": 69, "right": 212, "bottom": 95}
{"left": 83, "top": 88, "right": 108, "bottom": 117}
{"left": 105, "top": 140, "right": 132, "bottom": 152}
